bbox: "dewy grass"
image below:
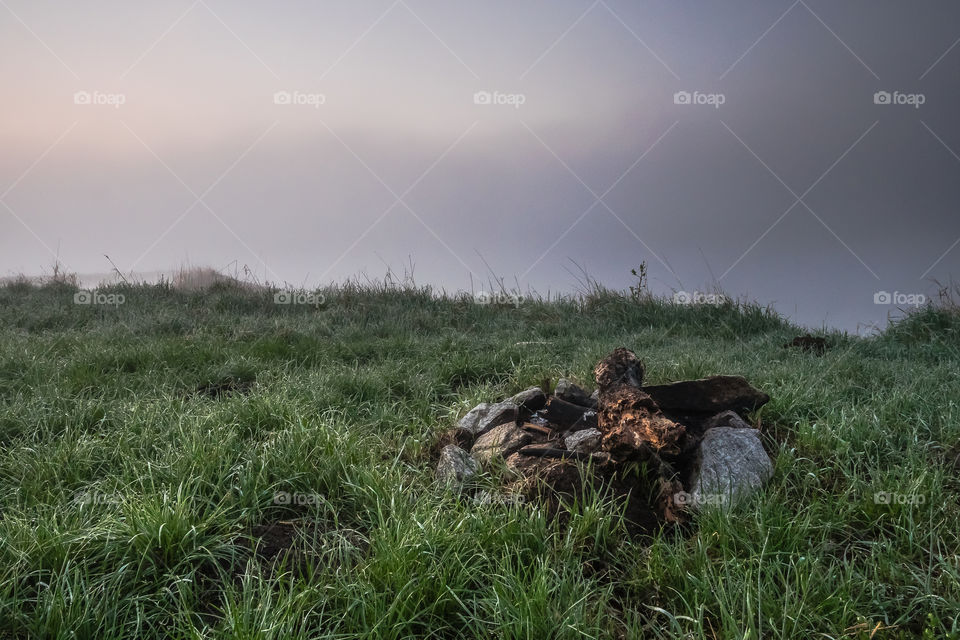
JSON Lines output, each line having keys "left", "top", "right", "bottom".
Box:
{"left": 0, "top": 281, "right": 958, "bottom": 638}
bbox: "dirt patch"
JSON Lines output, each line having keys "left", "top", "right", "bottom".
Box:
{"left": 250, "top": 522, "right": 299, "bottom": 561}
{"left": 503, "top": 452, "right": 667, "bottom": 538}
{"left": 760, "top": 419, "right": 795, "bottom": 451}
{"left": 783, "top": 335, "right": 828, "bottom": 355}
{"left": 194, "top": 376, "right": 256, "bottom": 399}
{"left": 187, "top": 520, "right": 340, "bottom": 624}
{"left": 945, "top": 442, "right": 960, "bottom": 472}
{"left": 938, "top": 442, "right": 960, "bottom": 492}
{"left": 243, "top": 520, "right": 369, "bottom": 575}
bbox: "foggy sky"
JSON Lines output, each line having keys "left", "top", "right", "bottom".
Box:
{"left": 3, "top": 0, "right": 960, "bottom": 332}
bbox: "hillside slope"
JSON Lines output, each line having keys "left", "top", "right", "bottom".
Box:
{"left": 1, "top": 281, "right": 958, "bottom": 638}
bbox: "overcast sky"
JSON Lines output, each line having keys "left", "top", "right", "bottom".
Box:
{"left": 2, "top": 0, "right": 959, "bottom": 332}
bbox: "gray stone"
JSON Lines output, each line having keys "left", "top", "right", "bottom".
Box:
{"left": 436, "top": 445, "right": 479, "bottom": 483}
{"left": 511, "top": 387, "right": 547, "bottom": 412}
{"left": 564, "top": 428, "right": 601, "bottom": 453}
{"left": 471, "top": 423, "right": 532, "bottom": 465}
{"left": 704, "top": 410, "right": 753, "bottom": 431}
{"left": 457, "top": 403, "right": 491, "bottom": 432}
{"left": 690, "top": 427, "right": 773, "bottom": 508}
{"left": 457, "top": 401, "right": 518, "bottom": 437}
{"left": 590, "top": 451, "right": 612, "bottom": 466}
{"left": 555, "top": 378, "right": 597, "bottom": 408}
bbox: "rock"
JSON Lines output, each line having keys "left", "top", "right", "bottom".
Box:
{"left": 554, "top": 378, "right": 597, "bottom": 408}
{"left": 511, "top": 387, "right": 547, "bottom": 412}
{"left": 598, "top": 386, "right": 685, "bottom": 457}
{"left": 589, "top": 450, "right": 612, "bottom": 466}
{"left": 642, "top": 376, "right": 769, "bottom": 415}
{"left": 436, "top": 445, "right": 479, "bottom": 483}
{"left": 704, "top": 410, "right": 753, "bottom": 431}
{"left": 471, "top": 423, "right": 533, "bottom": 465}
{"left": 457, "top": 401, "right": 518, "bottom": 437}
{"left": 457, "top": 403, "right": 491, "bottom": 432}
{"left": 564, "top": 428, "right": 601, "bottom": 453}
{"left": 594, "top": 348, "right": 644, "bottom": 391}
{"left": 589, "top": 389, "right": 599, "bottom": 404}
{"left": 689, "top": 427, "right": 773, "bottom": 508}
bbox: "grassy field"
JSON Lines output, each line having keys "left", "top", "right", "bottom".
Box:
{"left": 0, "top": 279, "right": 958, "bottom": 639}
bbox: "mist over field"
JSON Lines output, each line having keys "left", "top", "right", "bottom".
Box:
{"left": 5, "top": 5, "right": 960, "bottom": 637}
{"left": 3, "top": 0, "right": 960, "bottom": 330}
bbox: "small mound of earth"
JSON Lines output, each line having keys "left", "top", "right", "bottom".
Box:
{"left": 783, "top": 335, "right": 828, "bottom": 355}
{"left": 241, "top": 520, "right": 368, "bottom": 579}
{"left": 437, "top": 348, "right": 774, "bottom": 536}
{"left": 250, "top": 522, "right": 299, "bottom": 561}
{"left": 194, "top": 376, "right": 256, "bottom": 399}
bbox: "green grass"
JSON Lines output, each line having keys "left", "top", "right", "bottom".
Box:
{"left": 1, "top": 279, "right": 959, "bottom": 638}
